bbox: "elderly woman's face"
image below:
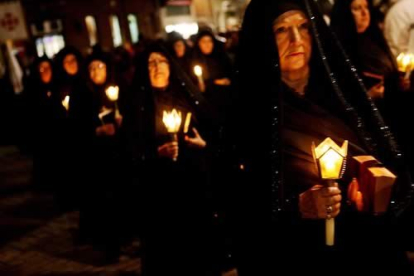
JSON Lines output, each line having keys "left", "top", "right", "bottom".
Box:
{"left": 148, "top": 52, "right": 170, "bottom": 89}
{"left": 351, "top": 0, "right": 370, "bottom": 33}
{"left": 273, "top": 10, "right": 312, "bottom": 74}
{"left": 89, "top": 60, "right": 107, "bottom": 85}
{"left": 39, "top": 61, "right": 52, "bottom": 84}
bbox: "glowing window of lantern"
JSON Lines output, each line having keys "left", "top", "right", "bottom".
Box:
{"left": 127, "top": 14, "right": 139, "bottom": 44}
{"left": 85, "top": 16, "right": 99, "bottom": 46}
{"left": 109, "top": 15, "right": 123, "bottom": 47}
{"left": 313, "top": 138, "right": 348, "bottom": 179}
{"left": 319, "top": 149, "right": 344, "bottom": 179}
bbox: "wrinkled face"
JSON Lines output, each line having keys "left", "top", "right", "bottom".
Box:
{"left": 273, "top": 10, "right": 312, "bottom": 74}
{"left": 89, "top": 60, "right": 107, "bottom": 85}
{"left": 39, "top": 61, "right": 52, "bottom": 84}
{"left": 351, "top": 0, "right": 370, "bottom": 33}
{"left": 198, "top": 35, "right": 214, "bottom": 55}
{"left": 148, "top": 52, "right": 170, "bottom": 89}
{"left": 174, "top": 40, "right": 186, "bottom": 58}
{"left": 63, "top": 54, "right": 78, "bottom": 76}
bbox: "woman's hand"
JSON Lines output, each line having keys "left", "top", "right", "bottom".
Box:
{"left": 214, "top": 78, "right": 231, "bottom": 86}
{"left": 96, "top": 123, "right": 116, "bottom": 136}
{"left": 185, "top": 128, "right": 207, "bottom": 149}
{"left": 158, "top": 141, "right": 179, "bottom": 160}
{"left": 299, "top": 183, "right": 342, "bottom": 219}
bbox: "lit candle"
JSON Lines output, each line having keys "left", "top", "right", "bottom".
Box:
{"left": 397, "top": 52, "right": 414, "bottom": 80}
{"left": 162, "top": 109, "right": 182, "bottom": 161}
{"left": 312, "top": 138, "right": 348, "bottom": 246}
{"left": 194, "top": 65, "right": 205, "bottom": 92}
{"left": 106, "top": 85, "right": 120, "bottom": 117}
{"left": 62, "top": 95, "right": 70, "bottom": 112}
{"left": 183, "top": 112, "right": 192, "bottom": 134}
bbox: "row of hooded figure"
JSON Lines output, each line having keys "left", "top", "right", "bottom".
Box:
{"left": 23, "top": 30, "right": 234, "bottom": 273}
{"left": 23, "top": 0, "right": 414, "bottom": 275}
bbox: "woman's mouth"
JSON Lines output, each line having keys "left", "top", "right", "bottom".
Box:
{"left": 287, "top": 52, "right": 304, "bottom": 57}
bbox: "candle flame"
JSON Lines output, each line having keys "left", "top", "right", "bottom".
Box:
{"left": 163, "top": 109, "right": 182, "bottom": 133}
{"left": 106, "top": 86, "right": 119, "bottom": 101}
{"left": 194, "top": 65, "right": 203, "bottom": 77}
{"left": 397, "top": 52, "right": 414, "bottom": 72}
{"left": 62, "top": 96, "right": 70, "bottom": 111}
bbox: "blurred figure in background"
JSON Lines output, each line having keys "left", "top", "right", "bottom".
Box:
{"left": 167, "top": 31, "right": 192, "bottom": 76}
{"left": 24, "top": 56, "right": 61, "bottom": 192}
{"left": 190, "top": 29, "right": 233, "bottom": 122}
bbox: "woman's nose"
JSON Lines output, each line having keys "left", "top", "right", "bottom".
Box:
{"left": 290, "top": 27, "right": 303, "bottom": 45}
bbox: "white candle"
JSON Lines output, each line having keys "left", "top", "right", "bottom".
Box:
{"left": 183, "top": 112, "right": 192, "bottom": 134}
{"left": 326, "top": 179, "right": 336, "bottom": 246}
{"left": 194, "top": 65, "right": 205, "bottom": 92}
{"left": 326, "top": 217, "right": 335, "bottom": 246}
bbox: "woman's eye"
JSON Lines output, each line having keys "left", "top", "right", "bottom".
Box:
{"left": 275, "top": 26, "right": 287, "bottom": 34}
{"left": 299, "top": 22, "right": 310, "bottom": 30}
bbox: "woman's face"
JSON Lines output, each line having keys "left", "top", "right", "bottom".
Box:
{"left": 63, "top": 54, "right": 79, "bottom": 76}
{"left": 198, "top": 36, "right": 214, "bottom": 55}
{"left": 39, "top": 61, "right": 52, "bottom": 84}
{"left": 174, "top": 40, "right": 186, "bottom": 58}
{"left": 351, "top": 0, "right": 370, "bottom": 33}
{"left": 89, "top": 60, "right": 107, "bottom": 85}
{"left": 273, "top": 10, "right": 312, "bottom": 75}
{"left": 148, "top": 52, "right": 170, "bottom": 89}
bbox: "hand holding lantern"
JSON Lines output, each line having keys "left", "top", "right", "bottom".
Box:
{"left": 312, "top": 138, "right": 348, "bottom": 246}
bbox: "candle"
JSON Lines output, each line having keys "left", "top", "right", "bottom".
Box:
{"left": 106, "top": 85, "right": 120, "bottom": 117}
{"left": 194, "top": 65, "right": 205, "bottom": 92}
{"left": 62, "top": 95, "right": 70, "bottom": 112}
{"left": 326, "top": 217, "right": 335, "bottom": 246}
{"left": 106, "top": 85, "right": 119, "bottom": 101}
{"left": 397, "top": 52, "right": 414, "bottom": 79}
{"left": 183, "top": 112, "right": 192, "bottom": 134}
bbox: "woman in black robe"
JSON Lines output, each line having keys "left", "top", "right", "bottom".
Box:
{"left": 122, "top": 43, "right": 221, "bottom": 275}
{"left": 228, "top": 0, "right": 413, "bottom": 275}
{"left": 168, "top": 31, "right": 192, "bottom": 76}
{"left": 330, "top": 0, "right": 403, "bottom": 104}
{"left": 190, "top": 30, "right": 233, "bottom": 121}
{"left": 53, "top": 47, "right": 91, "bottom": 212}
{"left": 331, "top": 0, "right": 414, "bottom": 183}
{"left": 71, "top": 49, "right": 127, "bottom": 258}
{"left": 25, "top": 56, "right": 60, "bottom": 191}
